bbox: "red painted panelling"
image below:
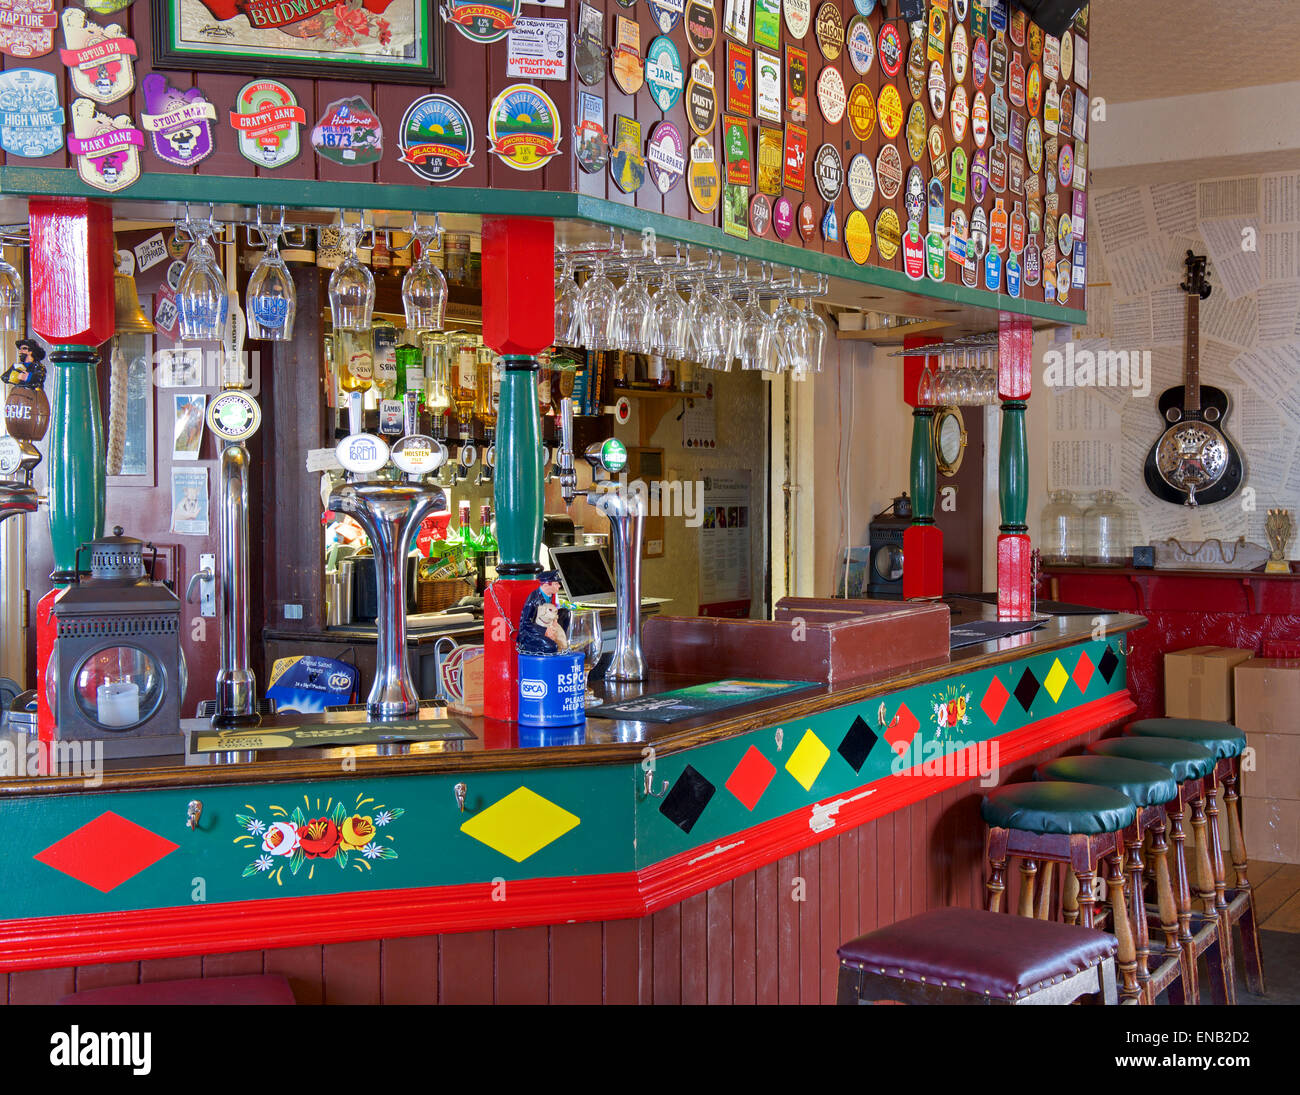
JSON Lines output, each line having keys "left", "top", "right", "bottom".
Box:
{"left": 817, "top": 837, "right": 839, "bottom": 1004}
{"left": 140, "top": 955, "right": 202, "bottom": 982}
{"left": 731, "top": 869, "right": 756, "bottom": 1004}
{"left": 651, "top": 902, "right": 681, "bottom": 1004}
{"left": 74, "top": 960, "right": 139, "bottom": 992}
{"left": 263, "top": 944, "right": 323, "bottom": 1005}
{"left": 679, "top": 891, "right": 708, "bottom": 1004}
{"left": 796, "top": 845, "right": 819, "bottom": 1004}
{"left": 201, "top": 950, "right": 263, "bottom": 978}
{"left": 379, "top": 936, "right": 438, "bottom": 1004}
{"left": 323, "top": 939, "right": 382, "bottom": 1004}
{"left": 705, "top": 882, "right": 733, "bottom": 1004}
{"left": 776, "top": 851, "right": 799, "bottom": 1004}
{"left": 9, "top": 967, "right": 73, "bottom": 1004}
{"left": 753, "top": 860, "right": 779, "bottom": 1005}
{"left": 603, "top": 918, "right": 640, "bottom": 1005}
{"left": 494, "top": 925, "right": 551, "bottom": 1005}
{"left": 550, "top": 921, "right": 602, "bottom": 1004}
{"left": 438, "top": 930, "right": 493, "bottom": 1005}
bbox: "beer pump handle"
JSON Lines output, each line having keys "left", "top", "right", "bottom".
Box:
{"left": 557, "top": 396, "right": 577, "bottom": 505}
{"left": 348, "top": 390, "right": 364, "bottom": 437}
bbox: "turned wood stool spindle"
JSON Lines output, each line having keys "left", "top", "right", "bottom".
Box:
{"left": 1125, "top": 717, "right": 1263, "bottom": 997}
{"left": 1088, "top": 735, "right": 1230, "bottom": 1005}
{"left": 981, "top": 781, "right": 1142, "bottom": 1003}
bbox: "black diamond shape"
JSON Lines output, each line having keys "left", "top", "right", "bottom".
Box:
{"left": 1098, "top": 645, "right": 1120, "bottom": 684}
{"left": 838, "top": 715, "right": 879, "bottom": 773}
{"left": 1014, "top": 667, "right": 1040, "bottom": 713}
{"left": 659, "top": 765, "right": 716, "bottom": 834}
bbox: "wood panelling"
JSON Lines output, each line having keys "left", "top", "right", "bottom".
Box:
{"left": 12, "top": 718, "right": 1122, "bottom": 1003}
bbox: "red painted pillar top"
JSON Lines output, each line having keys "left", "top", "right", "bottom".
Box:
{"left": 997, "top": 312, "right": 1033, "bottom": 400}
{"left": 28, "top": 197, "right": 115, "bottom": 346}
{"left": 481, "top": 217, "right": 555, "bottom": 355}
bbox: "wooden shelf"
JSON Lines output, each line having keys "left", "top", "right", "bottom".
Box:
{"left": 835, "top": 319, "right": 952, "bottom": 343}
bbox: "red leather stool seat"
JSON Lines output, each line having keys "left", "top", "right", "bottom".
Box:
{"left": 838, "top": 907, "right": 1117, "bottom": 1002}
{"left": 58, "top": 974, "right": 295, "bottom": 1006}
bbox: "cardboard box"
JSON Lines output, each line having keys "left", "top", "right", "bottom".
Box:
{"left": 1164, "top": 646, "right": 1254, "bottom": 721}
{"left": 1242, "top": 732, "right": 1300, "bottom": 801}
{"left": 1244, "top": 796, "right": 1300, "bottom": 865}
{"left": 1233, "top": 659, "right": 1300, "bottom": 736}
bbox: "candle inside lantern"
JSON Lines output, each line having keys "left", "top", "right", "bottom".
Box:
{"left": 96, "top": 680, "right": 139, "bottom": 727}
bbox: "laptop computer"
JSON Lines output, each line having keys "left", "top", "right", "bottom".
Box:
{"left": 549, "top": 544, "right": 670, "bottom": 609}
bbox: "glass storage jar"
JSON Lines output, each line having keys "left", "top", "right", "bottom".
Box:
{"left": 1083, "top": 490, "right": 1130, "bottom": 567}
{"left": 1040, "top": 489, "right": 1084, "bottom": 564}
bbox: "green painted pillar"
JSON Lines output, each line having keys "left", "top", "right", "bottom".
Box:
{"left": 998, "top": 400, "right": 1028, "bottom": 533}
{"left": 909, "top": 407, "right": 936, "bottom": 525}
{"left": 493, "top": 354, "right": 542, "bottom": 577}
{"left": 47, "top": 346, "right": 104, "bottom": 580}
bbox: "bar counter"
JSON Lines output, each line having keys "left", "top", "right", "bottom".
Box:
{"left": 0, "top": 604, "right": 1145, "bottom": 1003}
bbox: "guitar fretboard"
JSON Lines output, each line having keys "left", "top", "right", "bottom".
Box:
{"left": 1185, "top": 293, "right": 1201, "bottom": 413}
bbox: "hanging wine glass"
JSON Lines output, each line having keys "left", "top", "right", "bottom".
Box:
{"left": 328, "top": 218, "right": 374, "bottom": 331}
{"left": 245, "top": 222, "right": 296, "bottom": 341}
{"left": 800, "top": 296, "right": 829, "bottom": 373}
{"left": 0, "top": 247, "right": 23, "bottom": 331}
{"left": 650, "top": 274, "right": 687, "bottom": 359}
{"left": 402, "top": 220, "right": 447, "bottom": 333}
{"left": 176, "top": 218, "right": 228, "bottom": 342}
{"left": 555, "top": 255, "right": 582, "bottom": 348}
{"left": 613, "top": 263, "right": 653, "bottom": 354}
{"left": 773, "top": 296, "right": 805, "bottom": 375}
{"left": 579, "top": 257, "right": 617, "bottom": 351}
{"left": 739, "top": 289, "right": 772, "bottom": 371}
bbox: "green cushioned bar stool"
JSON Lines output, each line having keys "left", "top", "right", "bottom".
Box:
{"left": 1034, "top": 756, "right": 1181, "bottom": 1006}
{"left": 1089, "top": 736, "right": 1231, "bottom": 1006}
{"left": 981, "top": 781, "right": 1142, "bottom": 1003}
{"left": 1126, "top": 717, "right": 1263, "bottom": 997}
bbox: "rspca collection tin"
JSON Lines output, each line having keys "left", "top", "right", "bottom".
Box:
{"left": 518, "top": 651, "right": 586, "bottom": 728}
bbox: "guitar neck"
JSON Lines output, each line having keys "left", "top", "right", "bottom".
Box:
{"left": 1185, "top": 293, "right": 1201, "bottom": 413}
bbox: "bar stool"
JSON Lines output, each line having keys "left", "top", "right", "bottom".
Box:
{"left": 837, "top": 907, "right": 1118, "bottom": 1005}
{"left": 1088, "top": 736, "right": 1231, "bottom": 1005}
{"left": 1033, "top": 755, "right": 1180, "bottom": 1005}
{"left": 1125, "top": 717, "right": 1264, "bottom": 996}
{"left": 981, "top": 781, "right": 1141, "bottom": 1002}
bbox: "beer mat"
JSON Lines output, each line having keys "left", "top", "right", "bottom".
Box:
{"left": 949, "top": 619, "right": 1047, "bottom": 650}
{"left": 587, "top": 679, "right": 818, "bottom": 722}
{"left": 190, "top": 719, "right": 474, "bottom": 753}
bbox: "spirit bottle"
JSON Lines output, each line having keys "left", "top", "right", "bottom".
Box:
{"left": 336, "top": 328, "right": 374, "bottom": 393}
{"left": 452, "top": 340, "right": 477, "bottom": 431}
{"left": 373, "top": 319, "right": 398, "bottom": 399}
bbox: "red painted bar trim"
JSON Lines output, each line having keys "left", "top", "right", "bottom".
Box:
{"left": 0, "top": 691, "right": 1134, "bottom": 971}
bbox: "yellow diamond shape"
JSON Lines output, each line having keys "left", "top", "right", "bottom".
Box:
{"left": 460, "top": 787, "right": 580, "bottom": 863}
{"left": 785, "top": 729, "right": 830, "bottom": 791}
{"left": 1044, "top": 658, "right": 1070, "bottom": 703}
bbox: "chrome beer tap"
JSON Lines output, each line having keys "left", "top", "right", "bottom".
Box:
{"left": 330, "top": 392, "right": 446, "bottom": 720}
{"left": 0, "top": 436, "right": 39, "bottom": 524}
{"left": 583, "top": 438, "right": 646, "bottom": 683}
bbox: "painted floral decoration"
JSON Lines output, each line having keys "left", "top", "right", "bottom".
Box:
{"left": 930, "top": 684, "right": 973, "bottom": 739}
{"left": 235, "top": 793, "right": 403, "bottom": 883}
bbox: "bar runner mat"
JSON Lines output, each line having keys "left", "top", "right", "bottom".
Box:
{"left": 191, "top": 718, "right": 474, "bottom": 753}
{"left": 587, "top": 679, "right": 818, "bottom": 723}
{"left": 949, "top": 619, "right": 1047, "bottom": 650}
{"left": 951, "top": 593, "right": 1103, "bottom": 616}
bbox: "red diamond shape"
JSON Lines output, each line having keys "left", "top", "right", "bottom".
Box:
{"left": 34, "top": 812, "right": 178, "bottom": 893}
{"left": 1073, "top": 651, "right": 1095, "bottom": 693}
{"left": 982, "top": 676, "right": 1011, "bottom": 725}
{"left": 725, "top": 746, "right": 777, "bottom": 811}
{"left": 884, "top": 704, "right": 920, "bottom": 755}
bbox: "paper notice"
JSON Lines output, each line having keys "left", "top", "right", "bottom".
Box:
{"left": 1257, "top": 282, "right": 1300, "bottom": 343}
{"left": 1149, "top": 285, "right": 1187, "bottom": 346}
{"left": 1199, "top": 216, "right": 1261, "bottom": 300}
{"left": 1091, "top": 187, "right": 1156, "bottom": 255}
{"left": 1106, "top": 242, "right": 1170, "bottom": 299}
{"left": 1151, "top": 181, "right": 1198, "bottom": 237}
{"left": 1262, "top": 171, "right": 1300, "bottom": 227}
{"left": 1261, "top": 228, "right": 1300, "bottom": 283}
{"left": 1200, "top": 291, "right": 1258, "bottom": 348}
{"left": 1047, "top": 390, "right": 1121, "bottom": 491}
{"left": 1111, "top": 295, "right": 1153, "bottom": 343}
{"left": 1197, "top": 176, "right": 1259, "bottom": 220}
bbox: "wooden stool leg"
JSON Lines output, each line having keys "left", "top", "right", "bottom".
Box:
{"left": 1018, "top": 859, "right": 1038, "bottom": 918}
{"left": 1035, "top": 861, "right": 1055, "bottom": 920}
{"left": 1168, "top": 807, "right": 1200, "bottom": 1006}
{"left": 1126, "top": 829, "right": 1151, "bottom": 1004}
{"left": 1150, "top": 817, "right": 1180, "bottom": 955}
{"left": 1106, "top": 852, "right": 1140, "bottom": 1003}
{"left": 1076, "top": 868, "right": 1096, "bottom": 929}
{"left": 986, "top": 828, "right": 1008, "bottom": 912}
{"left": 1062, "top": 868, "right": 1080, "bottom": 925}
{"left": 1224, "top": 763, "right": 1266, "bottom": 996}
{"left": 1188, "top": 792, "right": 1232, "bottom": 1005}
{"left": 1205, "top": 781, "right": 1237, "bottom": 1006}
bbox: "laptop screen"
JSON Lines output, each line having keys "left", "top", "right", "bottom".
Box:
{"left": 554, "top": 546, "right": 614, "bottom": 599}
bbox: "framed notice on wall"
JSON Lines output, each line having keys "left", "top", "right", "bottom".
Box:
{"left": 153, "top": 1, "right": 445, "bottom": 85}
{"left": 698, "top": 469, "right": 752, "bottom": 617}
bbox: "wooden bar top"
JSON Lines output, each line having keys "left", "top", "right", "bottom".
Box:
{"left": 3, "top": 603, "right": 1145, "bottom": 795}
